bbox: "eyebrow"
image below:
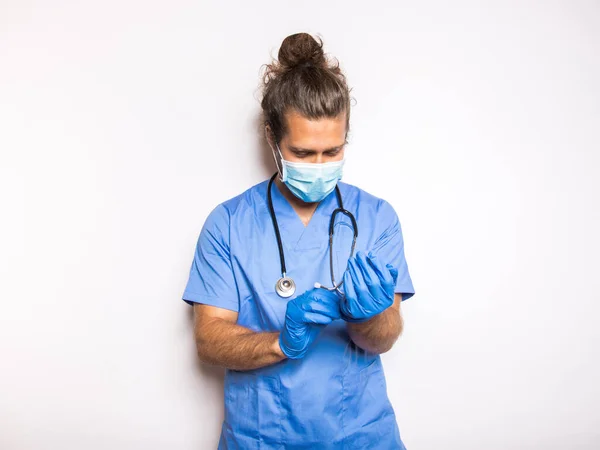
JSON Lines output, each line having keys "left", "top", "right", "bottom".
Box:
{"left": 288, "top": 144, "right": 345, "bottom": 153}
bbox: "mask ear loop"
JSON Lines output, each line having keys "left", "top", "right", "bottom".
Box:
{"left": 266, "top": 126, "right": 285, "bottom": 182}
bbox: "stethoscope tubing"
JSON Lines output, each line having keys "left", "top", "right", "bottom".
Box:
{"left": 267, "top": 172, "right": 358, "bottom": 298}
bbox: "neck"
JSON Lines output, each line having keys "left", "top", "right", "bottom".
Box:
{"left": 275, "top": 177, "right": 319, "bottom": 225}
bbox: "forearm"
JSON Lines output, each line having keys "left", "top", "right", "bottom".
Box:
{"left": 346, "top": 300, "right": 403, "bottom": 354}
{"left": 196, "top": 317, "right": 286, "bottom": 371}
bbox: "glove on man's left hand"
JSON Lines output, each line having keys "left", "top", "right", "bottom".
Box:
{"left": 340, "top": 250, "right": 398, "bottom": 323}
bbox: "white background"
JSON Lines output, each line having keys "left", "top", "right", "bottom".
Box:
{"left": 1, "top": 1, "right": 599, "bottom": 449}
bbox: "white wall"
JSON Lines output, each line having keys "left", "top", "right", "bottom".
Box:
{"left": 1, "top": 1, "right": 599, "bottom": 449}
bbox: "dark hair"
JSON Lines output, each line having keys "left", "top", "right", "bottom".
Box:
{"left": 260, "top": 33, "right": 352, "bottom": 145}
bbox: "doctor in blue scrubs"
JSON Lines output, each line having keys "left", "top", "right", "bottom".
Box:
{"left": 182, "top": 33, "right": 415, "bottom": 449}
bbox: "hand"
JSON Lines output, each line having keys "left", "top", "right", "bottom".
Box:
{"left": 279, "top": 288, "right": 341, "bottom": 359}
{"left": 340, "top": 251, "right": 399, "bottom": 323}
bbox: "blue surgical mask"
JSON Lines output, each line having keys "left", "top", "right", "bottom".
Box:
{"left": 272, "top": 143, "right": 345, "bottom": 203}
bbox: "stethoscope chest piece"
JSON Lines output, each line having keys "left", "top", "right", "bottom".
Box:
{"left": 275, "top": 276, "right": 296, "bottom": 298}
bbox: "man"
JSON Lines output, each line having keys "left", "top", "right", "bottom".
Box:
{"left": 182, "top": 33, "right": 415, "bottom": 449}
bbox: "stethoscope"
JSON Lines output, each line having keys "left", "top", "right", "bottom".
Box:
{"left": 267, "top": 173, "right": 358, "bottom": 298}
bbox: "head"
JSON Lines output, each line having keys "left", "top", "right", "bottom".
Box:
{"left": 260, "top": 33, "right": 352, "bottom": 169}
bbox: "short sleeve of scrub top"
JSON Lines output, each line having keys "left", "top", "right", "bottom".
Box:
{"left": 370, "top": 199, "right": 415, "bottom": 301}
{"left": 181, "top": 204, "right": 238, "bottom": 312}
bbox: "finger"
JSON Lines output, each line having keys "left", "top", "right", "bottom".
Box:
{"left": 304, "top": 300, "right": 341, "bottom": 320}
{"left": 301, "top": 289, "right": 341, "bottom": 318}
{"left": 302, "top": 311, "right": 334, "bottom": 325}
{"left": 315, "top": 291, "right": 342, "bottom": 320}
{"left": 386, "top": 263, "right": 399, "bottom": 286}
{"left": 348, "top": 256, "right": 368, "bottom": 293}
{"left": 341, "top": 264, "right": 359, "bottom": 316}
{"left": 347, "top": 260, "right": 371, "bottom": 319}
{"left": 368, "top": 254, "right": 393, "bottom": 284}
{"left": 365, "top": 253, "right": 394, "bottom": 288}
{"left": 355, "top": 252, "right": 383, "bottom": 298}
{"left": 347, "top": 258, "right": 373, "bottom": 312}
{"left": 313, "top": 288, "right": 342, "bottom": 304}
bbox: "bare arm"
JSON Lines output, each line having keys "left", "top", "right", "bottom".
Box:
{"left": 346, "top": 294, "right": 404, "bottom": 354}
{"left": 193, "top": 303, "right": 286, "bottom": 371}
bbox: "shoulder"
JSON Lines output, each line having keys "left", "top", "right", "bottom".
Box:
{"left": 337, "top": 181, "right": 398, "bottom": 220}
{"left": 219, "top": 178, "right": 270, "bottom": 216}
{"left": 202, "top": 178, "right": 271, "bottom": 229}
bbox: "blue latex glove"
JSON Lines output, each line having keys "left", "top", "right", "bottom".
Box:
{"left": 279, "top": 288, "right": 342, "bottom": 359}
{"left": 340, "top": 251, "right": 399, "bottom": 323}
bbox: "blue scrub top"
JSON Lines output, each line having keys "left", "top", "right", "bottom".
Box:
{"left": 182, "top": 178, "right": 415, "bottom": 449}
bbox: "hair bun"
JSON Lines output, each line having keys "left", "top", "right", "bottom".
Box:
{"left": 278, "top": 33, "right": 326, "bottom": 69}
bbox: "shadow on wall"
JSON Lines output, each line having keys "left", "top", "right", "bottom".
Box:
{"left": 183, "top": 109, "right": 274, "bottom": 434}
{"left": 186, "top": 306, "right": 226, "bottom": 427}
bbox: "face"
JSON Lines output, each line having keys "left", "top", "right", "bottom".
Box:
{"left": 269, "top": 109, "right": 347, "bottom": 164}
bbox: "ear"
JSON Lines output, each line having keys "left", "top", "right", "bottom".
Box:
{"left": 265, "top": 123, "right": 274, "bottom": 147}
{"left": 265, "top": 125, "right": 284, "bottom": 177}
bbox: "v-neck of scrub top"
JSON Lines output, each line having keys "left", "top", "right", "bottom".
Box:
{"left": 268, "top": 180, "right": 338, "bottom": 252}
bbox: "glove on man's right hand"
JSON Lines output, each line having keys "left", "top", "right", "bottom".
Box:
{"left": 279, "top": 288, "right": 341, "bottom": 359}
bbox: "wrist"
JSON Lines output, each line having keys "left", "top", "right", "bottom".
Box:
{"left": 273, "top": 333, "right": 287, "bottom": 359}
{"left": 341, "top": 312, "right": 371, "bottom": 323}
{"left": 345, "top": 317, "right": 371, "bottom": 323}
{"left": 277, "top": 332, "right": 307, "bottom": 359}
